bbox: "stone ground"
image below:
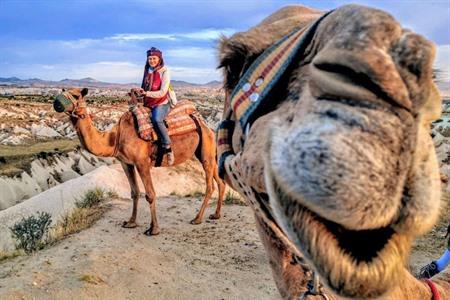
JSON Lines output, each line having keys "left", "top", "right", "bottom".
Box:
{"left": 0, "top": 196, "right": 280, "bottom": 300}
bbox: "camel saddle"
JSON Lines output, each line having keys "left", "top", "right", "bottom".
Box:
{"left": 130, "top": 100, "right": 198, "bottom": 142}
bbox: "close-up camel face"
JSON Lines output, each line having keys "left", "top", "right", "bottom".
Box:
{"left": 218, "top": 4, "right": 442, "bottom": 299}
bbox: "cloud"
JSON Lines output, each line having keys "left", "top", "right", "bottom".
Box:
{"left": 108, "top": 28, "right": 235, "bottom": 42}
{"left": 435, "top": 45, "right": 450, "bottom": 82}
{"left": 164, "top": 47, "right": 218, "bottom": 68}
{"left": 434, "top": 45, "right": 450, "bottom": 75}
{"left": 0, "top": 61, "right": 221, "bottom": 84}
{"left": 109, "top": 34, "right": 177, "bottom": 41}
{"left": 169, "top": 66, "right": 221, "bottom": 84}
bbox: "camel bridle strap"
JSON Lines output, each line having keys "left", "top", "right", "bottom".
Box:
{"left": 300, "top": 273, "right": 331, "bottom": 300}
{"left": 62, "top": 91, "right": 88, "bottom": 119}
{"left": 111, "top": 115, "right": 122, "bottom": 157}
{"left": 217, "top": 10, "right": 333, "bottom": 178}
{"left": 423, "top": 279, "right": 441, "bottom": 300}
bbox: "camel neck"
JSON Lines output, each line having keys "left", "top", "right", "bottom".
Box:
{"left": 383, "top": 270, "right": 439, "bottom": 300}
{"left": 72, "top": 109, "right": 118, "bottom": 157}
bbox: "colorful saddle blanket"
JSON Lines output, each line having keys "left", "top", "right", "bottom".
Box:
{"left": 131, "top": 100, "right": 198, "bottom": 141}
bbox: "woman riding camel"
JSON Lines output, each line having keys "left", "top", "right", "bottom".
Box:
{"left": 139, "top": 47, "right": 175, "bottom": 165}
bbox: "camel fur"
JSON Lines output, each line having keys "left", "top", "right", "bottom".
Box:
{"left": 218, "top": 4, "right": 449, "bottom": 299}
{"left": 55, "top": 89, "right": 225, "bottom": 235}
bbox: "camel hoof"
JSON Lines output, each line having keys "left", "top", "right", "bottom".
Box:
{"left": 209, "top": 213, "right": 221, "bottom": 220}
{"left": 122, "top": 221, "right": 137, "bottom": 228}
{"left": 190, "top": 218, "right": 202, "bottom": 225}
{"left": 143, "top": 228, "right": 160, "bottom": 236}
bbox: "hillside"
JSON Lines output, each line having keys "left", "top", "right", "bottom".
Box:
{"left": 0, "top": 77, "right": 222, "bottom": 90}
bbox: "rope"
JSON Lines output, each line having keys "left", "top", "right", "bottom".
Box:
{"left": 423, "top": 279, "right": 441, "bottom": 300}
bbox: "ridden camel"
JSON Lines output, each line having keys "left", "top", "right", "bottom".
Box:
{"left": 217, "top": 4, "right": 450, "bottom": 299}
{"left": 54, "top": 89, "right": 225, "bottom": 235}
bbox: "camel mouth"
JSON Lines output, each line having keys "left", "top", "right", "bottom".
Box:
{"left": 53, "top": 94, "right": 74, "bottom": 113}
{"left": 317, "top": 211, "right": 395, "bottom": 263}
{"left": 265, "top": 166, "right": 407, "bottom": 298}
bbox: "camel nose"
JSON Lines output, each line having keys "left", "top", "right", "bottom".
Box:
{"left": 267, "top": 106, "right": 409, "bottom": 230}
{"left": 53, "top": 94, "right": 72, "bottom": 113}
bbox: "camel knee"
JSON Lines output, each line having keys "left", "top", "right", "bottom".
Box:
{"left": 145, "top": 194, "right": 156, "bottom": 204}
{"left": 204, "top": 181, "right": 215, "bottom": 197}
{"left": 131, "top": 190, "right": 139, "bottom": 200}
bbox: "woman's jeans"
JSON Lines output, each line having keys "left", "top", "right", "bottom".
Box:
{"left": 151, "top": 103, "right": 171, "bottom": 148}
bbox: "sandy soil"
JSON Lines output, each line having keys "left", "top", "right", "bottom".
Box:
{"left": 0, "top": 165, "right": 448, "bottom": 300}
{"left": 0, "top": 194, "right": 449, "bottom": 299}
{"left": 0, "top": 196, "right": 279, "bottom": 300}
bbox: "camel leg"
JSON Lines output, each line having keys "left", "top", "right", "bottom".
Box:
{"left": 136, "top": 164, "right": 160, "bottom": 235}
{"left": 209, "top": 164, "right": 225, "bottom": 220}
{"left": 120, "top": 162, "right": 139, "bottom": 228}
{"left": 190, "top": 159, "right": 215, "bottom": 225}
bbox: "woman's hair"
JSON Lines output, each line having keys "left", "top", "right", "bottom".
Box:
{"left": 141, "top": 47, "right": 165, "bottom": 89}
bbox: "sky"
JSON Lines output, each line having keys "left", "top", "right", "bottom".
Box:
{"left": 0, "top": 0, "right": 449, "bottom": 84}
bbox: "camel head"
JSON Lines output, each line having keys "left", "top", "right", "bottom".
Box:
{"left": 218, "top": 4, "right": 442, "bottom": 299}
{"left": 53, "top": 87, "right": 89, "bottom": 116}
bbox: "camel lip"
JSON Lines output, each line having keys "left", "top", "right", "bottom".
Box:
{"left": 265, "top": 165, "right": 406, "bottom": 297}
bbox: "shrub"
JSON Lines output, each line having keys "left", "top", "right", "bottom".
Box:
{"left": 224, "top": 190, "right": 246, "bottom": 206}
{"left": 106, "top": 189, "right": 119, "bottom": 198}
{"left": 10, "top": 212, "right": 52, "bottom": 253}
{"left": 49, "top": 187, "right": 110, "bottom": 241}
{"left": 75, "top": 187, "right": 105, "bottom": 208}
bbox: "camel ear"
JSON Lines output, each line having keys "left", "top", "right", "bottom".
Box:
{"left": 62, "top": 88, "right": 66, "bottom": 92}
{"left": 81, "top": 88, "right": 89, "bottom": 97}
{"left": 218, "top": 37, "right": 252, "bottom": 92}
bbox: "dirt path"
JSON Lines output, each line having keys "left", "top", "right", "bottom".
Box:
{"left": 0, "top": 194, "right": 449, "bottom": 300}
{"left": 0, "top": 196, "right": 279, "bottom": 300}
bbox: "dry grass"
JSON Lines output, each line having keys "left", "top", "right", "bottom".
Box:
{"left": 0, "top": 139, "right": 79, "bottom": 158}
{"left": 47, "top": 188, "right": 111, "bottom": 244}
{"left": 184, "top": 190, "right": 204, "bottom": 198}
{"left": 224, "top": 190, "right": 247, "bottom": 206}
{"left": 79, "top": 274, "right": 106, "bottom": 285}
{"left": 0, "top": 250, "right": 23, "bottom": 263}
{"left": 48, "top": 206, "right": 107, "bottom": 243}
{"left": 0, "top": 139, "right": 80, "bottom": 176}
